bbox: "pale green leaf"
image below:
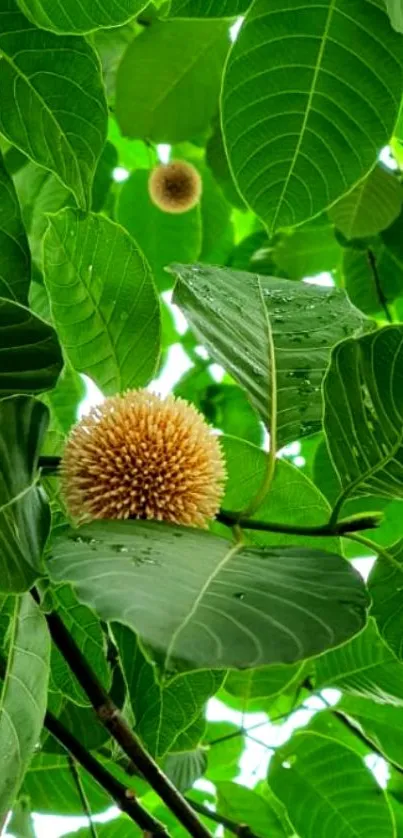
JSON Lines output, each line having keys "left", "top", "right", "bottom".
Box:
{"left": 0, "top": 596, "right": 50, "bottom": 820}
{"left": 43, "top": 208, "right": 161, "bottom": 394}
{"left": 116, "top": 20, "right": 230, "bottom": 142}
{"left": 269, "top": 731, "right": 395, "bottom": 838}
{"left": 386, "top": 0, "right": 403, "bottom": 32}
{"left": 16, "top": 0, "right": 148, "bottom": 34}
{"left": 339, "top": 694, "right": 403, "bottom": 770}
{"left": 169, "top": 0, "right": 250, "bottom": 16}
{"left": 222, "top": 0, "right": 403, "bottom": 232}
{"left": 0, "top": 153, "right": 30, "bottom": 304}
{"left": 47, "top": 519, "right": 368, "bottom": 672}
{"left": 329, "top": 165, "right": 402, "bottom": 240}
{"left": 0, "top": 396, "right": 50, "bottom": 594}
{"left": 368, "top": 539, "right": 403, "bottom": 659}
{"left": 323, "top": 325, "right": 403, "bottom": 502}
{"left": 0, "top": 0, "right": 107, "bottom": 208}
{"left": 171, "top": 263, "right": 368, "bottom": 446}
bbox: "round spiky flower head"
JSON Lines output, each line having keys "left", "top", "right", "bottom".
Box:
{"left": 61, "top": 390, "right": 226, "bottom": 528}
{"left": 148, "top": 161, "right": 202, "bottom": 214}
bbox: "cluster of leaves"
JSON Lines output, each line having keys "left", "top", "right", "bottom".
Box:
{"left": 3, "top": 0, "right": 403, "bottom": 836}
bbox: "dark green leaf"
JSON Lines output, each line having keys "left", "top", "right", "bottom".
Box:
{"left": 117, "top": 169, "right": 201, "bottom": 291}
{"left": 16, "top": 0, "right": 148, "bottom": 34}
{"left": 164, "top": 748, "right": 207, "bottom": 792}
{"left": 368, "top": 539, "right": 403, "bottom": 659}
{"left": 0, "top": 396, "right": 50, "bottom": 593}
{"left": 269, "top": 731, "right": 394, "bottom": 838}
{"left": 43, "top": 208, "right": 161, "bottom": 394}
{"left": 217, "top": 782, "right": 289, "bottom": 838}
{"left": 339, "top": 694, "right": 403, "bottom": 770}
{"left": 0, "top": 1, "right": 107, "bottom": 208}
{"left": 116, "top": 20, "right": 230, "bottom": 142}
{"left": 0, "top": 153, "right": 30, "bottom": 304}
{"left": 343, "top": 241, "right": 403, "bottom": 319}
{"left": 329, "top": 166, "right": 402, "bottom": 240}
{"left": 171, "top": 263, "right": 368, "bottom": 446}
{"left": 222, "top": 0, "right": 403, "bottom": 232}
{"left": 47, "top": 518, "right": 368, "bottom": 671}
{"left": 169, "top": 0, "right": 250, "bottom": 16}
{"left": 0, "top": 596, "right": 50, "bottom": 820}
{"left": 113, "top": 623, "right": 223, "bottom": 757}
{"left": 315, "top": 619, "right": 403, "bottom": 705}
{"left": 0, "top": 299, "right": 63, "bottom": 397}
{"left": 323, "top": 325, "right": 403, "bottom": 503}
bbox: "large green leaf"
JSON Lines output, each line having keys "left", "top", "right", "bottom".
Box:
{"left": 47, "top": 519, "right": 368, "bottom": 672}
{"left": 368, "top": 539, "right": 403, "bottom": 659}
{"left": 20, "top": 753, "right": 111, "bottom": 815}
{"left": 217, "top": 782, "right": 289, "bottom": 838}
{"left": 164, "top": 748, "right": 207, "bottom": 793}
{"left": 16, "top": 0, "right": 147, "bottom": 34}
{"left": 0, "top": 397, "right": 50, "bottom": 593}
{"left": 117, "top": 169, "right": 202, "bottom": 291}
{"left": 14, "top": 160, "right": 72, "bottom": 269}
{"left": 339, "top": 694, "right": 403, "bottom": 770}
{"left": 343, "top": 241, "right": 403, "bottom": 319}
{"left": 0, "top": 153, "right": 30, "bottom": 304}
{"left": 171, "top": 263, "right": 368, "bottom": 446}
{"left": 0, "top": 1, "right": 107, "bottom": 209}
{"left": 169, "top": 0, "right": 250, "bottom": 16}
{"left": 315, "top": 619, "right": 403, "bottom": 705}
{"left": 221, "top": 0, "right": 403, "bottom": 232}
{"left": 116, "top": 20, "right": 230, "bottom": 142}
{"left": 0, "top": 298, "right": 63, "bottom": 396}
{"left": 43, "top": 208, "right": 160, "bottom": 394}
{"left": 0, "top": 595, "right": 50, "bottom": 820}
{"left": 273, "top": 215, "right": 342, "bottom": 280}
{"left": 323, "top": 326, "right": 403, "bottom": 503}
{"left": 224, "top": 661, "right": 304, "bottom": 712}
{"left": 113, "top": 623, "right": 223, "bottom": 756}
{"left": 329, "top": 166, "right": 403, "bottom": 240}
{"left": 269, "top": 731, "right": 395, "bottom": 838}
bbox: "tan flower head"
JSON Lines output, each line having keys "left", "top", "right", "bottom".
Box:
{"left": 61, "top": 390, "right": 226, "bottom": 528}
{"left": 148, "top": 161, "right": 202, "bottom": 214}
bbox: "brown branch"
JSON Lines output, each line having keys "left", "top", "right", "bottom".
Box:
{"left": 32, "top": 592, "right": 212, "bottom": 838}
{"left": 46, "top": 711, "right": 168, "bottom": 836}
{"left": 186, "top": 799, "right": 257, "bottom": 838}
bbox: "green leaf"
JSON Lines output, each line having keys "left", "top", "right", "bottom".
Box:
{"left": 217, "top": 782, "right": 289, "bottom": 838}
{"left": 339, "top": 694, "right": 403, "bottom": 770}
{"left": 64, "top": 818, "right": 140, "bottom": 838}
{"left": 42, "top": 365, "right": 86, "bottom": 439}
{"left": 269, "top": 731, "right": 395, "bottom": 838}
{"left": 224, "top": 661, "right": 304, "bottom": 712}
{"left": 323, "top": 325, "right": 403, "bottom": 503}
{"left": 169, "top": 0, "right": 250, "bottom": 16}
{"left": 368, "top": 539, "right": 403, "bottom": 659}
{"left": 197, "top": 162, "right": 233, "bottom": 265}
{"left": 14, "top": 160, "right": 72, "bottom": 269}
{"left": 113, "top": 623, "right": 223, "bottom": 757}
{"left": 49, "top": 583, "right": 110, "bottom": 707}
{"left": 116, "top": 20, "right": 230, "bottom": 142}
{"left": 0, "top": 396, "right": 50, "bottom": 594}
{"left": 44, "top": 696, "right": 109, "bottom": 754}
{"left": 20, "top": 753, "right": 111, "bottom": 815}
{"left": 0, "top": 1, "right": 107, "bottom": 209}
{"left": 206, "top": 119, "right": 245, "bottom": 210}
{"left": 0, "top": 595, "right": 50, "bottom": 820}
{"left": 386, "top": 0, "right": 403, "bottom": 32}
{"left": 43, "top": 208, "right": 161, "bottom": 394}
{"left": 91, "top": 141, "right": 118, "bottom": 214}
{"left": 329, "top": 166, "right": 403, "bottom": 240}
{"left": 47, "top": 518, "right": 368, "bottom": 672}
{"left": 342, "top": 242, "right": 403, "bottom": 319}
{"left": 16, "top": 0, "right": 148, "bottom": 34}
{"left": 171, "top": 263, "right": 368, "bottom": 447}
{"left": 117, "top": 169, "right": 202, "bottom": 291}
{"left": 221, "top": 0, "right": 403, "bottom": 232}
{"left": 164, "top": 748, "right": 207, "bottom": 792}
{"left": 0, "top": 153, "right": 30, "bottom": 304}
{"left": 315, "top": 619, "right": 403, "bottom": 705}
{"left": 273, "top": 216, "right": 342, "bottom": 280}
{"left": 7, "top": 797, "right": 36, "bottom": 838}
{"left": 204, "top": 721, "right": 243, "bottom": 782}
{"left": 0, "top": 299, "right": 63, "bottom": 397}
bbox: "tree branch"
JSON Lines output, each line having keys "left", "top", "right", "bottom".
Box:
{"left": 367, "top": 249, "right": 393, "bottom": 324}
{"left": 186, "top": 799, "right": 257, "bottom": 838}
{"left": 68, "top": 754, "right": 98, "bottom": 838}
{"left": 218, "top": 510, "right": 382, "bottom": 537}
{"left": 32, "top": 592, "right": 212, "bottom": 838}
{"left": 45, "top": 711, "right": 168, "bottom": 836}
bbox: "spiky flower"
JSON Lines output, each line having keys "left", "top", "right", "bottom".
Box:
{"left": 61, "top": 390, "right": 226, "bottom": 528}
{"left": 148, "top": 161, "right": 202, "bottom": 213}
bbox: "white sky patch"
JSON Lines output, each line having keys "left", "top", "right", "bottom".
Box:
{"left": 230, "top": 16, "right": 244, "bottom": 42}
{"left": 293, "top": 455, "right": 306, "bottom": 468}
{"left": 112, "top": 166, "right": 129, "bottom": 183}
{"left": 157, "top": 144, "right": 172, "bottom": 164}
{"left": 210, "top": 363, "right": 225, "bottom": 382}
{"left": 351, "top": 555, "right": 376, "bottom": 582}
{"left": 365, "top": 754, "right": 390, "bottom": 788}
{"left": 303, "top": 272, "right": 335, "bottom": 287}
{"left": 379, "top": 145, "right": 398, "bottom": 171}
{"left": 162, "top": 289, "right": 188, "bottom": 335}
{"left": 78, "top": 374, "right": 104, "bottom": 417}
{"left": 149, "top": 343, "right": 192, "bottom": 396}
{"left": 31, "top": 807, "right": 119, "bottom": 838}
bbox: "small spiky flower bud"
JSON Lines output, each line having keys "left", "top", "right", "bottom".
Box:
{"left": 148, "top": 161, "right": 202, "bottom": 213}
{"left": 61, "top": 390, "right": 226, "bottom": 528}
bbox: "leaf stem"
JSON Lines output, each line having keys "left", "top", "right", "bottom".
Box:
{"left": 218, "top": 510, "right": 382, "bottom": 538}
{"left": 367, "top": 249, "right": 394, "bottom": 324}
{"left": 68, "top": 754, "right": 98, "bottom": 838}
{"left": 343, "top": 532, "right": 402, "bottom": 571}
{"left": 186, "top": 798, "right": 257, "bottom": 838}
{"left": 46, "top": 711, "right": 168, "bottom": 836}
{"left": 32, "top": 592, "right": 212, "bottom": 838}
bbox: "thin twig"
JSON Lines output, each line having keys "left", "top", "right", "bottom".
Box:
{"left": 68, "top": 755, "right": 98, "bottom": 838}
{"left": 32, "top": 592, "right": 212, "bottom": 838}
{"left": 367, "top": 249, "right": 393, "bottom": 324}
{"left": 45, "top": 711, "right": 169, "bottom": 835}
{"left": 186, "top": 798, "right": 257, "bottom": 838}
